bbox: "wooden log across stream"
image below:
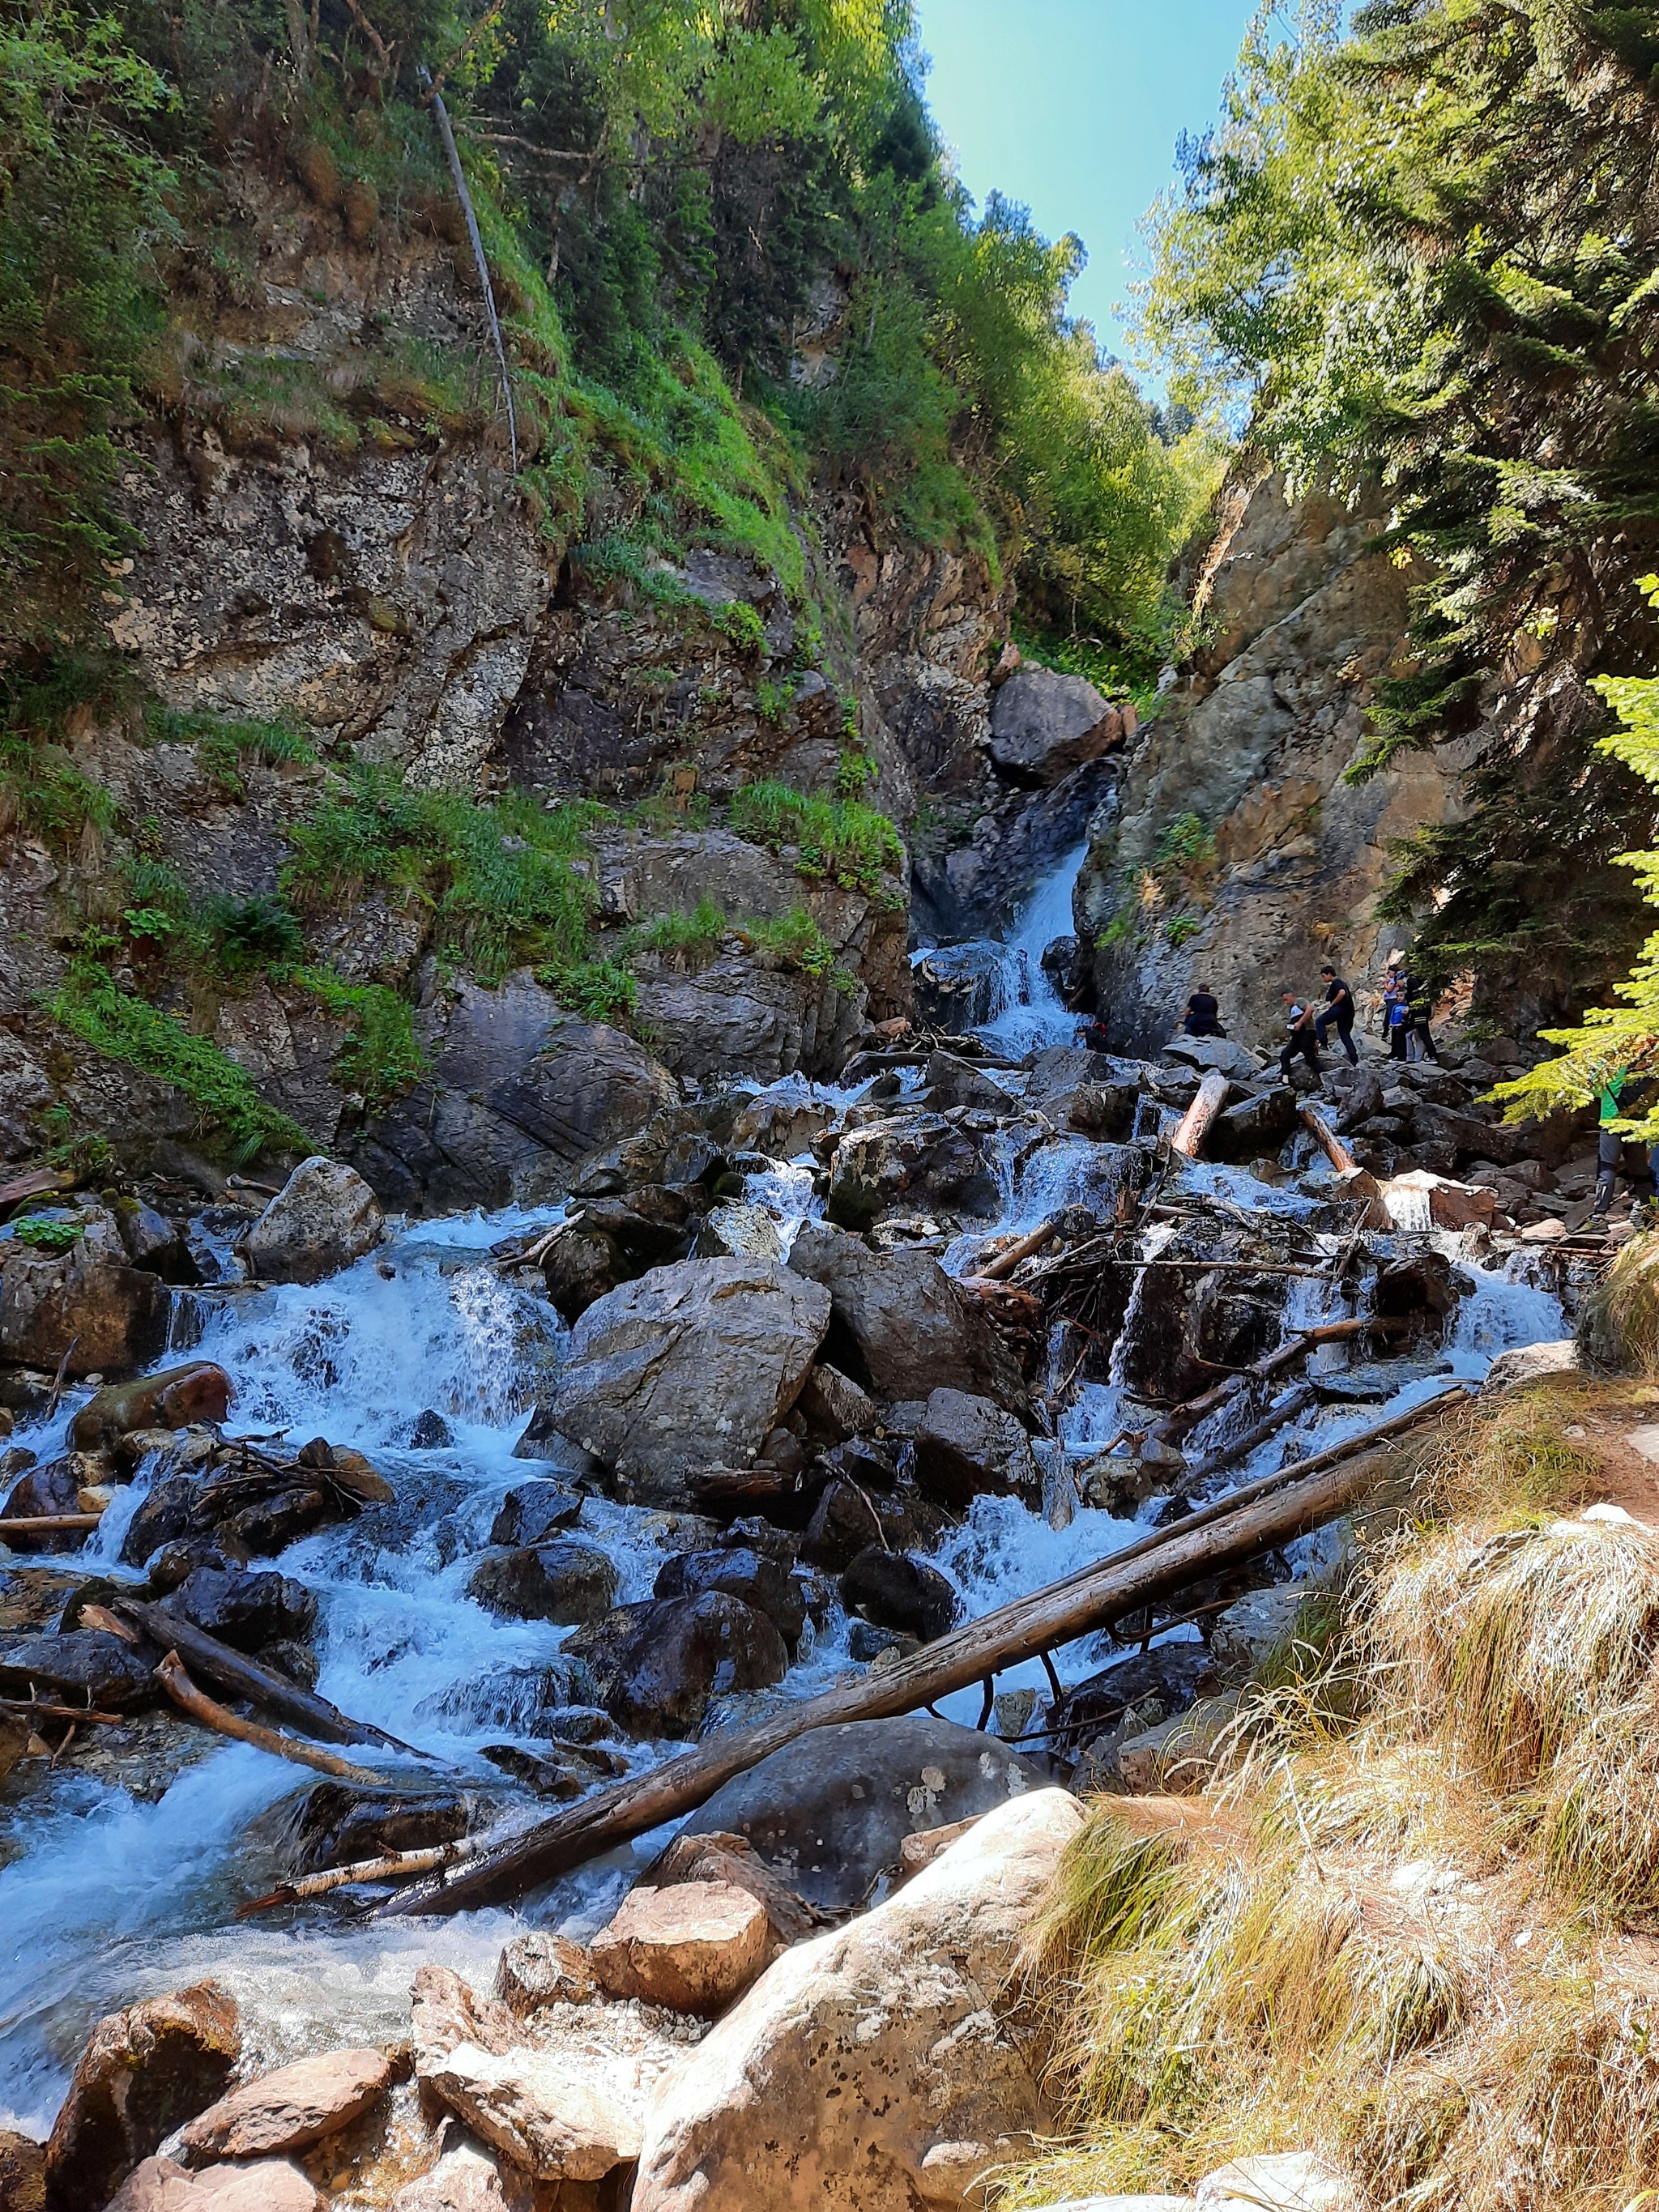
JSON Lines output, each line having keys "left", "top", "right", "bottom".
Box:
{"left": 377, "top": 1385, "right": 1468, "bottom": 1920}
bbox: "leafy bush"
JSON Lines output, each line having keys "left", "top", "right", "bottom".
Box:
{"left": 713, "top": 598, "right": 766, "bottom": 654}
{"left": 727, "top": 779, "right": 903, "bottom": 893}
{"left": 10, "top": 1217, "right": 83, "bottom": 1251}
{"left": 1154, "top": 812, "right": 1216, "bottom": 871}
{"left": 748, "top": 904, "right": 842, "bottom": 982}
{"left": 543, "top": 956, "right": 637, "bottom": 1023}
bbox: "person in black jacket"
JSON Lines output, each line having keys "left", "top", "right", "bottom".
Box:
{"left": 1183, "top": 983, "right": 1224, "bottom": 1037}
{"left": 1313, "top": 965, "right": 1358, "bottom": 1064}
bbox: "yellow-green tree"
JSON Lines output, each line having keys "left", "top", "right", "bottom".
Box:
{"left": 1495, "top": 577, "right": 1659, "bottom": 1140}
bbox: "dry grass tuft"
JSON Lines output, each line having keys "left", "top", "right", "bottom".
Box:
{"left": 1578, "top": 1231, "right": 1659, "bottom": 1375}
{"left": 998, "top": 1379, "right": 1659, "bottom": 2210}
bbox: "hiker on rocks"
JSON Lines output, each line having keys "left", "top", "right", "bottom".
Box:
{"left": 1182, "top": 983, "right": 1224, "bottom": 1038}
{"left": 1383, "top": 964, "right": 1413, "bottom": 1061}
{"left": 1279, "top": 989, "right": 1321, "bottom": 1080}
{"left": 1080, "top": 1012, "right": 1111, "bottom": 1054}
{"left": 1313, "top": 965, "right": 1358, "bottom": 1064}
{"left": 1594, "top": 1072, "right": 1631, "bottom": 1218}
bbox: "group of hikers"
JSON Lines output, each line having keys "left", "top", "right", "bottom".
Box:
{"left": 1172, "top": 957, "right": 1441, "bottom": 1076}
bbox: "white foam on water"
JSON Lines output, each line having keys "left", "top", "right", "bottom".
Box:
{"left": 975, "top": 845, "right": 1090, "bottom": 1056}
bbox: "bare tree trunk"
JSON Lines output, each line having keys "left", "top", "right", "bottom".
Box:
{"left": 1172, "top": 1069, "right": 1231, "bottom": 1160}
{"left": 155, "top": 1653, "right": 382, "bottom": 1782}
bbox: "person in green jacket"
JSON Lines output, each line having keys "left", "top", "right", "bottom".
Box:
{"left": 1593, "top": 1072, "right": 1628, "bottom": 1217}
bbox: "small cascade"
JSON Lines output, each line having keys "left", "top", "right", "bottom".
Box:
{"left": 974, "top": 843, "right": 1090, "bottom": 1055}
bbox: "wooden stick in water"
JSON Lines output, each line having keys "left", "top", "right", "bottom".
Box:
{"left": 153, "top": 1651, "right": 382, "bottom": 1782}
{"left": 237, "top": 1836, "right": 485, "bottom": 1917}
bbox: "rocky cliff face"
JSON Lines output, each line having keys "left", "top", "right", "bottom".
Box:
{"left": 1077, "top": 476, "right": 1474, "bottom": 1055}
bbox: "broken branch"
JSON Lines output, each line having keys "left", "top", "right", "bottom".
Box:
{"left": 154, "top": 1652, "right": 382, "bottom": 1781}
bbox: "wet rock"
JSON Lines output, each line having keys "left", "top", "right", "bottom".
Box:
{"left": 467, "top": 1541, "right": 619, "bottom": 1627}
{"left": 800, "top": 1478, "right": 944, "bottom": 1573}
{"left": 480, "top": 1744, "right": 587, "bottom": 1798}
{"left": 911, "top": 942, "right": 1006, "bottom": 1034}
{"left": 486, "top": 1481, "right": 582, "bottom": 1547}
{"left": 848, "top": 1621, "right": 920, "bottom": 1663}
{"left": 0, "top": 2130, "right": 43, "bottom": 2212}
{"left": 518, "top": 1259, "right": 830, "bottom": 1504}
{"left": 1380, "top": 1168, "right": 1497, "bottom": 1233}
{"left": 258, "top": 1639, "right": 320, "bottom": 1691}
{"left": 922, "top": 1052, "right": 1017, "bottom": 1114}
{"left": 69, "top": 1365, "right": 232, "bottom": 1454}
{"left": 826, "top": 1113, "right": 1000, "bottom": 1230}
{"left": 241, "top": 1159, "right": 383, "bottom": 1285}
{"left": 1067, "top": 1081, "right": 1139, "bottom": 1140}
{"left": 840, "top": 1548, "right": 959, "bottom": 1643}
{"left": 988, "top": 667, "right": 1123, "bottom": 786}
{"left": 1373, "top": 1250, "right": 1466, "bottom": 1340}
{"left": 167, "top": 1566, "right": 318, "bottom": 1653}
{"left": 287, "top": 1783, "right": 471, "bottom": 1875}
{"left": 607, "top": 1593, "right": 788, "bottom": 1738}
{"left": 541, "top": 1228, "right": 627, "bottom": 1322}
{"left": 407, "top": 1410, "right": 454, "bottom": 1450}
{"left": 693, "top": 1201, "right": 784, "bottom": 1264}
{"left": 0, "top": 1230, "right": 169, "bottom": 1379}
{"left": 177, "top": 2048, "right": 394, "bottom": 2163}
{"left": 114, "top": 1202, "right": 200, "bottom": 1286}
{"left": 590, "top": 1881, "right": 770, "bottom": 2014}
{"left": 0, "top": 1630, "right": 156, "bottom": 1713}
{"left": 631, "top": 1791, "right": 1086, "bottom": 2210}
{"left": 388, "top": 2142, "right": 510, "bottom": 2212}
{"left": 795, "top": 1361, "right": 876, "bottom": 1442}
{"left": 1163, "top": 1035, "right": 1265, "bottom": 1083}
{"left": 654, "top": 1547, "right": 804, "bottom": 1650}
{"left": 1213, "top": 1086, "right": 1299, "bottom": 1158}
{"left": 106, "top": 2154, "right": 322, "bottom": 2211}
{"left": 561, "top": 1603, "right": 655, "bottom": 1703}
{"left": 44, "top": 1982, "right": 240, "bottom": 2210}
{"left": 903, "top": 1386, "right": 1039, "bottom": 1508}
{"left": 0, "top": 1456, "right": 96, "bottom": 1556}
{"left": 1048, "top": 1645, "right": 1220, "bottom": 1749}
{"left": 677, "top": 1715, "right": 1049, "bottom": 1913}
{"left": 494, "top": 1933, "right": 597, "bottom": 2017}
{"left": 788, "top": 1223, "right": 1025, "bottom": 1408}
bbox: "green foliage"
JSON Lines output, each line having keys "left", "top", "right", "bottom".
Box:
{"left": 0, "top": 733, "right": 117, "bottom": 848}
{"left": 201, "top": 893, "right": 307, "bottom": 977}
{"left": 727, "top": 778, "right": 903, "bottom": 893}
{"left": 625, "top": 897, "right": 727, "bottom": 965}
{"left": 714, "top": 598, "right": 767, "bottom": 654}
{"left": 747, "top": 903, "right": 843, "bottom": 982}
{"left": 49, "top": 961, "right": 311, "bottom": 1163}
{"left": 834, "top": 747, "right": 875, "bottom": 795}
{"left": 1495, "top": 581, "right": 1659, "bottom": 1139}
{"left": 10, "top": 1216, "right": 83, "bottom": 1251}
{"left": 292, "top": 966, "right": 426, "bottom": 1110}
{"left": 145, "top": 704, "right": 316, "bottom": 797}
{"left": 0, "top": 6, "right": 174, "bottom": 655}
{"left": 1154, "top": 812, "right": 1217, "bottom": 871}
{"left": 544, "top": 956, "right": 637, "bottom": 1022}
{"left": 1166, "top": 914, "right": 1201, "bottom": 947}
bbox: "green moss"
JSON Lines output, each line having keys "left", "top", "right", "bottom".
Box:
{"left": 49, "top": 963, "right": 311, "bottom": 1164}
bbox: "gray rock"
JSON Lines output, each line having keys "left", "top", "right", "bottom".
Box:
{"left": 540, "top": 1229, "right": 625, "bottom": 1321}
{"left": 286, "top": 1783, "right": 471, "bottom": 1875}
{"left": 910, "top": 941, "right": 1006, "bottom": 1034}
{"left": 840, "top": 1548, "right": 958, "bottom": 1643}
{"left": 796, "top": 1361, "right": 877, "bottom": 1441}
{"left": 488, "top": 1482, "right": 582, "bottom": 1547}
{"left": 826, "top": 1111, "right": 1000, "bottom": 1228}
{"left": 1482, "top": 1339, "right": 1578, "bottom": 1395}
{"left": 788, "top": 1222, "right": 1025, "bottom": 1408}
{"left": 905, "top": 1385, "right": 1040, "bottom": 1507}
{"left": 0, "top": 1630, "right": 157, "bottom": 1712}
{"left": 168, "top": 1567, "right": 318, "bottom": 1652}
{"left": 653, "top": 1546, "right": 805, "bottom": 1650}
{"left": 677, "top": 1715, "right": 1049, "bottom": 1912}
{"left": 241, "top": 1159, "right": 382, "bottom": 1285}
{"left": 467, "top": 1542, "right": 620, "bottom": 1627}
{"left": 1213, "top": 1085, "right": 1299, "bottom": 1157}
{"left": 1211, "top": 1584, "right": 1314, "bottom": 1677}
{"left": 922, "top": 1052, "right": 1017, "bottom": 1113}
{"left": 693, "top": 1203, "right": 784, "bottom": 1264}
{"left": 607, "top": 1592, "right": 788, "bottom": 1738}
{"left": 518, "top": 1258, "right": 830, "bottom": 1503}
{"left": 1162, "top": 1035, "right": 1264, "bottom": 1082}
{"left": 988, "top": 667, "right": 1124, "bottom": 786}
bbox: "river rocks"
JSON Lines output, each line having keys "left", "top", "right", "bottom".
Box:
{"left": 800, "top": 1477, "right": 945, "bottom": 1572}
{"left": 653, "top": 1546, "right": 805, "bottom": 1650}
{"left": 1213, "top": 1085, "right": 1299, "bottom": 1157}
{"left": 486, "top": 1482, "right": 582, "bottom": 1547}
{"left": 923, "top": 1052, "right": 1017, "bottom": 1114}
{"left": 841, "top": 1548, "right": 959, "bottom": 1643}
{"left": 988, "top": 667, "right": 1124, "bottom": 786}
{"left": 494, "top": 1933, "right": 597, "bottom": 2018}
{"left": 0, "top": 2131, "right": 43, "bottom": 2212}
{"left": 1163, "top": 1035, "right": 1264, "bottom": 1082}
{"left": 1116, "top": 1690, "right": 1246, "bottom": 1795}
{"left": 168, "top": 1566, "right": 318, "bottom": 1653}
{"left": 388, "top": 2142, "right": 508, "bottom": 2212}
{"left": 68, "top": 1366, "right": 233, "bottom": 1454}
{"left": 106, "top": 2154, "right": 322, "bottom": 2211}
{"left": 0, "top": 1230, "right": 169, "bottom": 1379}
{"left": 911, "top": 943, "right": 1006, "bottom": 1034}
{"left": 0, "top": 1630, "right": 157, "bottom": 1713}
{"left": 630, "top": 1788, "right": 1088, "bottom": 2211}
{"left": 287, "top": 1783, "right": 472, "bottom": 1875}
{"left": 0, "top": 1456, "right": 99, "bottom": 1556}
{"left": 540, "top": 1230, "right": 625, "bottom": 1321}
{"left": 795, "top": 1361, "right": 876, "bottom": 1442}
{"left": 693, "top": 1203, "right": 784, "bottom": 1264}
{"left": 826, "top": 1113, "right": 1000, "bottom": 1229}
{"left": 44, "top": 1982, "right": 240, "bottom": 2211}
{"left": 1380, "top": 1168, "right": 1497, "bottom": 1233}
{"left": 788, "top": 1224, "right": 1024, "bottom": 1408}
{"left": 589, "top": 1882, "right": 770, "bottom": 2014}
{"left": 605, "top": 1593, "right": 789, "bottom": 1737}
{"left": 467, "top": 1541, "right": 619, "bottom": 1627}
{"left": 678, "top": 1716, "right": 1049, "bottom": 1913}
{"left": 902, "top": 1387, "right": 1040, "bottom": 1507}
{"left": 1482, "top": 1339, "right": 1578, "bottom": 1394}
{"left": 177, "top": 2048, "right": 394, "bottom": 2162}
{"left": 241, "top": 1159, "right": 383, "bottom": 1285}
{"left": 518, "top": 1259, "right": 830, "bottom": 1503}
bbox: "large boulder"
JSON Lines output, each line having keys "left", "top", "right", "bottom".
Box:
{"left": 0, "top": 1221, "right": 169, "bottom": 1378}
{"left": 0, "top": 1630, "right": 156, "bottom": 1713}
{"left": 0, "top": 2131, "right": 43, "bottom": 2212}
{"left": 106, "top": 2155, "right": 322, "bottom": 2210}
{"left": 177, "top": 2049, "right": 394, "bottom": 2163}
{"left": 988, "top": 667, "right": 1124, "bottom": 786}
{"left": 840, "top": 1548, "right": 958, "bottom": 1643}
{"left": 676, "top": 1716, "right": 1050, "bottom": 1913}
{"left": 630, "top": 1789, "right": 1088, "bottom": 2210}
{"left": 516, "top": 1259, "right": 830, "bottom": 1502}
{"left": 44, "top": 1983, "right": 240, "bottom": 2211}
{"left": 826, "top": 1113, "right": 1000, "bottom": 1229}
{"left": 653, "top": 1546, "right": 805, "bottom": 1650}
{"left": 901, "top": 1387, "right": 1040, "bottom": 1507}
{"left": 68, "top": 1364, "right": 233, "bottom": 1453}
{"left": 1162, "top": 1035, "right": 1265, "bottom": 1082}
{"left": 241, "top": 1159, "right": 383, "bottom": 1285}
{"left": 787, "top": 1224, "right": 1024, "bottom": 1408}
{"left": 466, "top": 1541, "right": 619, "bottom": 1627}
{"left": 167, "top": 1566, "right": 318, "bottom": 1653}
{"left": 589, "top": 1881, "right": 771, "bottom": 2015}
{"left": 606, "top": 1593, "right": 788, "bottom": 1738}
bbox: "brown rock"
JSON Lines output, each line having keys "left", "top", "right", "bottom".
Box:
{"left": 67, "top": 1366, "right": 233, "bottom": 1454}
{"left": 105, "top": 2155, "right": 322, "bottom": 2211}
{"left": 647, "top": 1831, "right": 817, "bottom": 1946}
{"left": 177, "top": 2048, "right": 394, "bottom": 2163}
{"left": 0, "top": 1238, "right": 169, "bottom": 1378}
{"left": 493, "top": 1934, "right": 596, "bottom": 2018}
{"left": 589, "top": 1882, "right": 770, "bottom": 2015}
{"left": 389, "top": 2143, "right": 510, "bottom": 2211}
{"left": 411, "top": 1966, "right": 518, "bottom": 2073}
{"left": 0, "top": 2131, "right": 44, "bottom": 2212}
{"left": 44, "top": 1983, "right": 240, "bottom": 2211}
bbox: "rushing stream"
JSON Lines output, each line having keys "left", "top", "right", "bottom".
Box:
{"left": 0, "top": 850, "right": 1568, "bottom": 2134}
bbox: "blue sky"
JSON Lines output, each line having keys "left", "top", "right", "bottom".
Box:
{"left": 913, "top": 1, "right": 1261, "bottom": 371}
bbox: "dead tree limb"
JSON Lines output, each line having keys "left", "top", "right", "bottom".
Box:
{"left": 1301, "top": 1102, "right": 1358, "bottom": 1174}
{"left": 419, "top": 66, "right": 518, "bottom": 470}
{"left": 976, "top": 1219, "right": 1060, "bottom": 1281}
{"left": 238, "top": 1837, "right": 485, "bottom": 1916}
{"left": 1172, "top": 1069, "right": 1232, "bottom": 1160}
{"left": 0, "top": 1513, "right": 102, "bottom": 1537}
{"left": 155, "top": 1653, "right": 382, "bottom": 1782}
{"left": 381, "top": 1387, "right": 1466, "bottom": 1920}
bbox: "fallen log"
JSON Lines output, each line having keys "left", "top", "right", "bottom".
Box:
{"left": 237, "top": 1836, "right": 486, "bottom": 1916}
{"left": 380, "top": 1384, "right": 1467, "bottom": 1920}
{"left": 976, "top": 1218, "right": 1060, "bottom": 1282}
{"left": 1172, "top": 1068, "right": 1232, "bottom": 1161}
{"left": 154, "top": 1652, "right": 382, "bottom": 1782}
{"left": 0, "top": 1513, "right": 102, "bottom": 1537}
{"left": 113, "top": 1596, "right": 427, "bottom": 1759}
{"left": 1179, "top": 1383, "right": 1317, "bottom": 1488}
{"left": 1301, "top": 1102, "right": 1358, "bottom": 1174}
{"left": 0, "top": 1696, "right": 125, "bottom": 1726}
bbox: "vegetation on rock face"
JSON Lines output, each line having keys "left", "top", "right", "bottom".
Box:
{"left": 1140, "top": 0, "right": 1659, "bottom": 1013}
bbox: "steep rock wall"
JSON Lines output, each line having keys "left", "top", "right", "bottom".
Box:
{"left": 1078, "top": 477, "right": 1473, "bottom": 1055}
